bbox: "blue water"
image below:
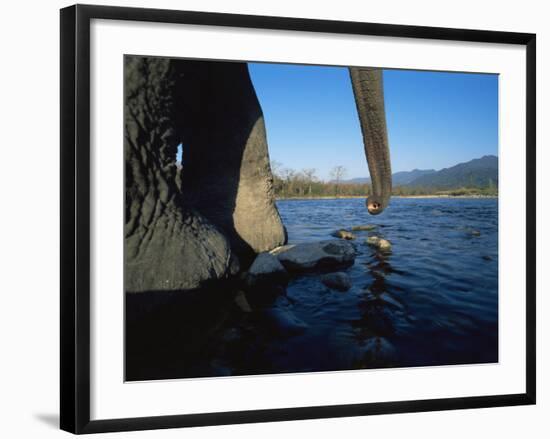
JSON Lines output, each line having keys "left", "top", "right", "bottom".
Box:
{"left": 263, "top": 197, "right": 498, "bottom": 372}
{"left": 126, "top": 197, "right": 499, "bottom": 380}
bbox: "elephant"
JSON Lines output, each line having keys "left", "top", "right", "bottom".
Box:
{"left": 124, "top": 56, "right": 391, "bottom": 294}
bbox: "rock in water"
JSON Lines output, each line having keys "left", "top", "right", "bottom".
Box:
{"left": 351, "top": 224, "right": 377, "bottom": 231}
{"left": 366, "top": 236, "right": 392, "bottom": 252}
{"left": 244, "top": 252, "right": 289, "bottom": 288}
{"left": 331, "top": 229, "right": 356, "bottom": 240}
{"left": 275, "top": 240, "right": 356, "bottom": 273}
{"left": 242, "top": 252, "right": 289, "bottom": 309}
{"left": 321, "top": 272, "right": 352, "bottom": 291}
{"left": 366, "top": 236, "right": 380, "bottom": 246}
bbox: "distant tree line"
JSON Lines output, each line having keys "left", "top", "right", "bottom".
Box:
{"left": 271, "top": 161, "right": 370, "bottom": 198}
{"left": 271, "top": 162, "right": 498, "bottom": 199}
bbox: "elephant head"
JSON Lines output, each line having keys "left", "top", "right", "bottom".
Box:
{"left": 349, "top": 67, "right": 392, "bottom": 215}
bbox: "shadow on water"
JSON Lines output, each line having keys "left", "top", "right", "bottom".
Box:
{"left": 125, "top": 285, "right": 239, "bottom": 381}
{"left": 126, "top": 198, "right": 499, "bottom": 380}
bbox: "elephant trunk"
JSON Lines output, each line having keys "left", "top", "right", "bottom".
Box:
{"left": 349, "top": 67, "right": 392, "bottom": 215}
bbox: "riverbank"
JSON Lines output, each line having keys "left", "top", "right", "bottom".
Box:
{"left": 276, "top": 194, "right": 498, "bottom": 200}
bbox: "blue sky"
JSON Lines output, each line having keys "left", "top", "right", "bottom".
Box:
{"left": 248, "top": 63, "right": 498, "bottom": 180}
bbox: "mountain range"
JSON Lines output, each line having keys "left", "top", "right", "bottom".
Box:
{"left": 341, "top": 155, "right": 498, "bottom": 189}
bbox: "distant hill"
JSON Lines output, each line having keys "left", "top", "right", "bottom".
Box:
{"left": 393, "top": 169, "right": 437, "bottom": 186}
{"left": 406, "top": 155, "right": 498, "bottom": 189}
{"left": 341, "top": 169, "right": 436, "bottom": 186}
{"left": 340, "top": 155, "right": 498, "bottom": 190}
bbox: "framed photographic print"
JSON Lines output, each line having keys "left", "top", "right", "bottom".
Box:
{"left": 60, "top": 4, "right": 536, "bottom": 434}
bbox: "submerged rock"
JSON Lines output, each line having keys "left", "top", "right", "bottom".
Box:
{"left": 366, "top": 236, "right": 392, "bottom": 252}
{"left": 274, "top": 239, "right": 356, "bottom": 273}
{"left": 243, "top": 252, "right": 289, "bottom": 288}
{"left": 331, "top": 229, "right": 356, "bottom": 240}
{"left": 351, "top": 224, "right": 377, "bottom": 231}
{"left": 321, "top": 272, "right": 352, "bottom": 291}
{"left": 242, "top": 253, "right": 290, "bottom": 309}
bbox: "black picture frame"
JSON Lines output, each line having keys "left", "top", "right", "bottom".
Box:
{"left": 60, "top": 4, "right": 536, "bottom": 434}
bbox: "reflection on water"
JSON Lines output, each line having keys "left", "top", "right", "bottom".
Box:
{"left": 125, "top": 198, "right": 498, "bottom": 381}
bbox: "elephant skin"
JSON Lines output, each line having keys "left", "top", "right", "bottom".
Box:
{"left": 178, "top": 61, "right": 287, "bottom": 259}
{"left": 349, "top": 67, "right": 392, "bottom": 214}
{"left": 125, "top": 57, "right": 236, "bottom": 293}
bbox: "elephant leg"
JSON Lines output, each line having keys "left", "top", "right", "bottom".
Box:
{"left": 349, "top": 67, "right": 392, "bottom": 214}
{"left": 124, "top": 56, "right": 235, "bottom": 293}
{"left": 178, "top": 60, "right": 287, "bottom": 261}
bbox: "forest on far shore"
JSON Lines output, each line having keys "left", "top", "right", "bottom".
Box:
{"left": 271, "top": 162, "right": 498, "bottom": 198}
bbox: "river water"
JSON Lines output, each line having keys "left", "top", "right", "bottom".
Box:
{"left": 126, "top": 197, "right": 499, "bottom": 380}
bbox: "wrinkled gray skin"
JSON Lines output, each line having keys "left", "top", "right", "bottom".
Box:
{"left": 349, "top": 67, "right": 392, "bottom": 214}
{"left": 178, "top": 61, "right": 287, "bottom": 258}
{"left": 124, "top": 57, "right": 391, "bottom": 293}
{"left": 125, "top": 57, "right": 236, "bottom": 293}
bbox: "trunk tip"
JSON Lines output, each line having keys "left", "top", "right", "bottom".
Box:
{"left": 366, "top": 197, "right": 388, "bottom": 215}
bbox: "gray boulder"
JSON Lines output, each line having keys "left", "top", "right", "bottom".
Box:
{"left": 273, "top": 240, "right": 356, "bottom": 273}
{"left": 321, "top": 272, "right": 352, "bottom": 291}
{"left": 243, "top": 252, "right": 289, "bottom": 287}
